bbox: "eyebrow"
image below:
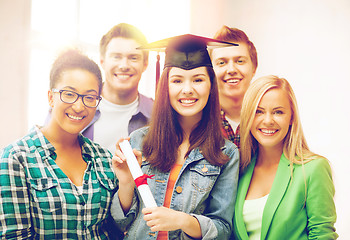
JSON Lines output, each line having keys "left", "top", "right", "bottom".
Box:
{"left": 193, "top": 74, "right": 207, "bottom": 77}
{"left": 169, "top": 74, "right": 207, "bottom": 79}
{"left": 257, "top": 106, "right": 285, "bottom": 110}
{"left": 215, "top": 55, "right": 249, "bottom": 60}
{"left": 169, "top": 75, "right": 184, "bottom": 79}
{"left": 63, "top": 86, "right": 98, "bottom": 94}
{"left": 110, "top": 52, "right": 142, "bottom": 56}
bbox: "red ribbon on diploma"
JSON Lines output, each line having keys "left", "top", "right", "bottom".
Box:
{"left": 134, "top": 174, "right": 154, "bottom": 187}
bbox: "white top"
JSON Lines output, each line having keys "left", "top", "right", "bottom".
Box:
{"left": 226, "top": 117, "right": 240, "bottom": 134}
{"left": 76, "top": 185, "right": 83, "bottom": 194}
{"left": 94, "top": 97, "right": 138, "bottom": 153}
{"left": 243, "top": 194, "right": 269, "bottom": 240}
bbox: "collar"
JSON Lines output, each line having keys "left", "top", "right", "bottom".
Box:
{"left": 32, "top": 126, "right": 95, "bottom": 163}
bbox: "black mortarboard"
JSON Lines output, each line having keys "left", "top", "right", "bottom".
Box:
{"left": 139, "top": 34, "right": 238, "bottom": 70}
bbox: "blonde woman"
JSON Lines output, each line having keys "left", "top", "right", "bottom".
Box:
{"left": 233, "top": 76, "right": 337, "bottom": 239}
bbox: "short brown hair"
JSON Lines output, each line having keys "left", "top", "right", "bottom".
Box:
{"left": 213, "top": 25, "right": 258, "bottom": 71}
{"left": 99, "top": 23, "right": 148, "bottom": 63}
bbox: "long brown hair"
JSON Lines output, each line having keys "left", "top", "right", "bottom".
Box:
{"left": 142, "top": 66, "right": 229, "bottom": 172}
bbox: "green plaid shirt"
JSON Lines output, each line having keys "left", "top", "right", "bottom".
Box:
{"left": 0, "top": 127, "right": 118, "bottom": 239}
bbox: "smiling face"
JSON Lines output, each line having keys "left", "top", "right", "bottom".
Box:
{"left": 100, "top": 37, "right": 148, "bottom": 100}
{"left": 211, "top": 43, "right": 255, "bottom": 102}
{"left": 251, "top": 88, "right": 293, "bottom": 152}
{"left": 48, "top": 68, "right": 100, "bottom": 135}
{"left": 168, "top": 67, "right": 211, "bottom": 123}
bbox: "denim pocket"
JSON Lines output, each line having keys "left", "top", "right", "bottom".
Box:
{"left": 190, "top": 163, "right": 220, "bottom": 192}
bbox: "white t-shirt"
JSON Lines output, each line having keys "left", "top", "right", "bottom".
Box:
{"left": 226, "top": 117, "right": 240, "bottom": 134}
{"left": 243, "top": 194, "right": 269, "bottom": 240}
{"left": 94, "top": 97, "right": 138, "bottom": 153}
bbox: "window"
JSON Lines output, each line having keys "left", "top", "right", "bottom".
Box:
{"left": 29, "top": 0, "right": 190, "bottom": 128}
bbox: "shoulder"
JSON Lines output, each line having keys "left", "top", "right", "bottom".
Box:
{"left": 129, "top": 126, "right": 149, "bottom": 150}
{"left": 294, "top": 157, "right": 332, "bottom": 176}
{"left": 130, "top": 126, "right": 149, "bottom": 139}
{"left": 139, "top": 94, "right": 154, "bottom": 105}
{"left": 138, "top": 94, "right": 154, "bottom": 114}
{"left": 303, "top": 157, "right": 333, "bottom": 180}
{"left": 1, "top": 128, "right": 45, "bottom": 160}
{"left": 222, "top": 139, "right": 239, "bottom": 156}
{"left": 221, "top": 139, "right": 240, "bottom": 167}
{"left": 286, "top": 157, "right": 334, "bottom": 191}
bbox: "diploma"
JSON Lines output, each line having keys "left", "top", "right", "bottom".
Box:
{"left": 119, "top": 140, "right": 157, "bottom": 208}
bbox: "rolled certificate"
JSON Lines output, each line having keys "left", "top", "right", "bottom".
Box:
{"left": 119, "top": 140, "right": 157, "bottom": 208}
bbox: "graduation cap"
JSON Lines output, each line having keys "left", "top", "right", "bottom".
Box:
{"left": 138, "top": 34, "right": 238, "bottom": 89}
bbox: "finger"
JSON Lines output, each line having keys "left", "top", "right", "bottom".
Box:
{"left": 111, "top": 155, "right": 123, "bottom": 164}
{"left": 114, "top": 149, "right": 126, "bottom": 161}
{"left": 142, "top": 207, "right": 153, "bottom": 215}
{"left": 115, "top": 137, "right": 131, "bottom": 152}
{"left": 133, "top": 149, "right": 143, "bottom": 166}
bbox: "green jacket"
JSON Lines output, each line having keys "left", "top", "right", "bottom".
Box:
{"left": 233, "top": 154, "right": 338, "bottom": 240}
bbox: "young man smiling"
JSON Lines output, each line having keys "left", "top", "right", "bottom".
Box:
{"left": 83, "top": 23, "right": 153, "bottom": 153}
{"left": 211, "top": 26, "right": 258, "bottom": 149}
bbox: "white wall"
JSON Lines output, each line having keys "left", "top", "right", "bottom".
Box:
{"left": 0, "top": 0, "right": 31, "bottom": 148}
{"left": 191, "top": 0, "right": 350, "bottom": 238}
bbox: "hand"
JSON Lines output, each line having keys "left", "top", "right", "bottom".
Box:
{"left": 143, "top": 207, "right": 184, "bottom": 232}
{"left": 112, "top": 138, "right": 142, "bottom": 186}
{"left": 142, "top": 207, "right": 201, "bottom": 238}
{"left": 112, "top": 137, "right": 143, "bottom": 213}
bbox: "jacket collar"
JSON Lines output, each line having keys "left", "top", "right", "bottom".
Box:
{"left": 234, "top": 154, "right": 292, "bottom": 239}
{"left": 261, "top": 154, "right": 291, "bottom": 239}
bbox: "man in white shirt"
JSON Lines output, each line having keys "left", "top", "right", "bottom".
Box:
{"left": 83, "top": 23, "right": 153, "bottom": 153}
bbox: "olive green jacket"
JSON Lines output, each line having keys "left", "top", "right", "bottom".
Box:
{"left": 232, "top": 154, "right": 338, "bottom": 240}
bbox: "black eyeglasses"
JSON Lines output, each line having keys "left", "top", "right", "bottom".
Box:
{"left": 52, "top": 89, "right": 101, "bottom": 108}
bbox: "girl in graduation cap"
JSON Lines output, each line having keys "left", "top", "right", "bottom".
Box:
{"left": 110, "top": 34, "right": 240, "bottom": 239}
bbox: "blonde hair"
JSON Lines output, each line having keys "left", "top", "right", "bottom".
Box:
{"left": 240, "top": 75, "right": 324, "bottom": 173}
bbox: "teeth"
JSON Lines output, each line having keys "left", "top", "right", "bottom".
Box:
{"left": 68, "top": 114, "right": 83, "bottom": 120}
{"left": 226, "top": 79, "right": 239, "bottom": 84}
{"left": 115, "top": 74, "right": 130, "bottom": 80}
{"left": 261, "top": 129, "right": 277, "bottom": 134}
{"left": 180, "top": 99, "right": 196, "bottom": 104}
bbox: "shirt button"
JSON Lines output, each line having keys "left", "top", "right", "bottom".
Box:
{"left": 202, "top": 166, "right": 208, "bottom": 173}
{"left": 225, "top": 126, "right": 229, "bottom": 129}
{"left": 175, "top": 186, "right": 183, "bottom": 193}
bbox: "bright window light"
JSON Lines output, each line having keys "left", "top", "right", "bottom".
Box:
{"left": 29, "top": 0, "right": 190, "bottom": 129}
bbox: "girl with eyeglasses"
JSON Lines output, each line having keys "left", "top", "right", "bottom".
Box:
{"left": 0, "top": 49, "right": 118, "bottom": 239}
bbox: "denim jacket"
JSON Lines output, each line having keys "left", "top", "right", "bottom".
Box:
{"left": 111, "top": 127, "right": 239, "bottom": 240}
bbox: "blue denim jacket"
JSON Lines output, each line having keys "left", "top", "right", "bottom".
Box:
{"left": 111, "top": 127, "right": 239, "bottom": 240}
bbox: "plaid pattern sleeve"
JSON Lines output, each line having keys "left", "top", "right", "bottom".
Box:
{"left": 0, "top": 127, "right": 118, "bottom": 239}
{"left": 220, "top": 110, "right": 241, "bottom": 149}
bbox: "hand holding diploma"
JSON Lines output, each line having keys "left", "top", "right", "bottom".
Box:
{"left": 118, "top": 140, "right": 157, "bottom": 208}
